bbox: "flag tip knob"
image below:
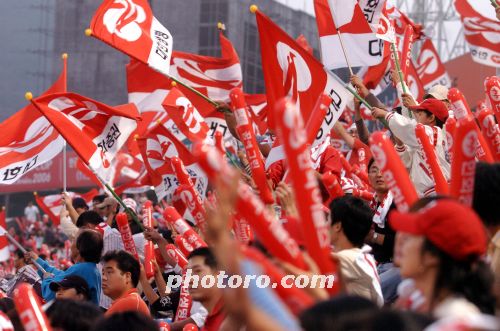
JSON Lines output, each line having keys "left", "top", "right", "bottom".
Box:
{"left": 171, "top": 81, "right": 177, "bottom": 87}
{"left": 33, "top": 191, "right": 37, "bottom": 196}
{"left": 61, "top": 53, "right": 68, "bottom": 59}
{"left": 133, "top": 134, "right": 139, "bottom": 140}
{"left": 84, "top": 28, "right": 92, "bottom": 37}
{"left": 25, "top": 92, "right": 33, "bottom": 101}
{"left": 249, "top": 4, "right": 258, "bottom": 13}
{"left": 217, "top": 22, "right": 225, "bottom": 30}
{"left": 156, "top": 119, "right": 162, "bottom": 125}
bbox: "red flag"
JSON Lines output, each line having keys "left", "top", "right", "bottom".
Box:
{"left": 136, "top": 123, "right": 206, "bottom": 201}
{"left": 35, "top": 189, "right": 98, "bottom": 226}
{"left": 0, "top": 57, "right": 66, "bottom": 185}
{"left": 314, "top": 0, "right": 383, "bottom": 69}
{"left": 400, "top": 25, "right": 415, "bottom": 81}
{"left": 416, "top": 39, "right": 452, "bottom": 89}
{"left": 89, "top": 0, "right": 173, "bottom": 75}
{"left": 0, "top": 209, "right": 9, "bottom": 262}
{"left": 30, "top": 93, "right": 140, "bottom": 180}
{"left": 162, "top": 87, "right": 209, "bottom": 143}
{"left": 454, "top": 0, "right": 500, "bottom": 68}
{"left": 255, "top": 8, "right": 351, "bottom": 136}
{"left": 170, "top": 31, "right": 242, "bottom": 102}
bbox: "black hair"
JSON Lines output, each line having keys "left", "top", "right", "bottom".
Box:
{"left": 0, "top": 298, "right": 14, "bottom": 314}
{"left": 421, "top": 109, "right": 444, "bottom": 128}
{"left": 101, "top": 250, "right": 140, "bottom": 287}
{"left": 473, "top": 162, "right": 500, "bottom": 228}
{"left": 329, "top": 196, "right": 374, "bottom": 247}
{"left": 421, "top": 239, "right": 495, "bottom": 314}
{"left": 14, "top": 250, "right": 24, "bottom": 259}
{"left": 92, "top": 194, "right": 107, "bottom": 204}
{"left": 187, "top": 247, "right": 217, "bottom": 269}
{"left": 300, "top": 295, "right": 378, "bottom": 331}
{"left": 72, "top": 198, "right": 89, "bottom": 211}
{"left": 46, "top": 299, "right": 103, "bottom": 331}
{"left": 91, "top": 312, "right": 158, "bottom": 331}
{"left": 76, "top": 211, "right": 104, "bottom": 228}
{"left": 76, "top": 230, "right": 103, "bottom": 263}
{"left": 367, "top": 158, "right": 376, "bottom": 171}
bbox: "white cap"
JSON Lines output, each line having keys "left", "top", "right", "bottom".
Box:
{"left": 426, "top": 85, "right": 449, "bottom": 101}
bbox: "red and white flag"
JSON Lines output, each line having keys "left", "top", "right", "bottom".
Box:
{"left": 162, "top": 87, "right": 209, "bottom": 144}
{"left": 455, "top": 0, "right": 500, "bottom": 68}
{"left": 0, "top": 209, "right": 9, "bottom": 262}
{"left": 137, "top": 123, "right": 206, "bottom": 201}
{"left": 30, "top": 93, "right": 140, "bottom": 181}
{"left": 89, "top": 0, "right": 173, "bottom": 75}
{"left": 170, "top": 31, "right": 242, "bottom": 102}
{"left": 0, "top": 57, "right": 66, "bottom": 185}
{"left": 35, "top": 189, "right": 98, "bottom": 226}
{"left": 256, "top": 8, "right": 351, "bottom": 139}
{"left": 314, "top": 0, "right": 384, "bottom": 69}
{"left": 416, "top": 38, "right": 452, "bottom": 89}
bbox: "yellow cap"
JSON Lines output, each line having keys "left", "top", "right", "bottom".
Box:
{"left": 61, "top": 53, "right": 68, "bottom": 59}
{"left": 171, "top": 81, "right": 177, "bottom": 87}
{"left": 25, "top": 92, "right": 33, "bottom": 101}
{"left": 133, "top": 134, "right": 139, "bottom": 140}
{"left": 84, "top": 28, "right": 92, "bottom": 37}
{"left": 249, "top": 4, "right": 258, "bottom": 13}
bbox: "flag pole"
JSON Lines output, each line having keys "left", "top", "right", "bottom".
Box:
{"left": 390, "top": 42, "right": 407, "bottom": 94}
{"left": 0, "top": 225, "right": 46, "bottom": 273}
{"left": 329, "top": 6, "right": 354, "bottom": 76}
{"left": 63, "top": 141, "right": 67, "bottom": 193}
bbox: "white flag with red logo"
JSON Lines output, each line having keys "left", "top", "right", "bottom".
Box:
{"left": 0, "top": 209, "right": 9, "bottom": 262}
{"left": 454, "top": 0, "right": 500, "bottom": 68}
{"left": 30, "top": 93, "right": 141, "bottom": 181}
{"left": 256, "top": 9, "right": 351, "bottom": 145}
{"left": 90, "top": 0, "right": 173, "bottom": 75}
{"left": 0, "top": 58, "right": 66, "bottom": 185}
{"left": 416, "top": 39, "right": 452, "bottom": 89}
{"left": 137, "top": 123, "right": 206, "bottom": 201}
{"left": 35, "top": 189, "right": 98, "bottom": 226}
{"left": 170, "top": 31, "right": 242, "bottom": 102}
{"left": 162, "top": 87, "right": 209, "bottom": 144}
{"left": 314, "top": 0, "right": 384, "bottom": 69}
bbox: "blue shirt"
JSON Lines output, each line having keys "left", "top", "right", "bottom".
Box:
{"left": 36, "top": 258, "right": 101, "bottom": 305}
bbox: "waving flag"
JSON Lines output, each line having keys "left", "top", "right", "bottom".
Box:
{"left": 455, "top": 0, "right": 500, "bottom": 68}
{"left": 35, "top": 189, "right": 98, "bottom": 226}
{"left": 30, "top": 93, "right": 140, "bottom": 181}
{"left": 256, "top": 8, "right": 351, "bottom": 140}
{"left": 170, "top": 31, "right": 242, "bottom": 102}
{"left": 416, "top": 39, "right": 452, "bottom": 89}
{"left": 314, "top": 0, "right": 383, "bottom": 69}
{"left": 137, "top": 123, "right": 206, "bottom": 201}
{"left": 0, "top": 57, "right": 66, "bottom": 186}
{"left": 162, "top": 87, "right": 209, "bottom": 144}
{"left": 89, "top": 0, "right": 173, "bottom": 75}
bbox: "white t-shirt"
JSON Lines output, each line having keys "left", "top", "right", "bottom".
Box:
{"left": 24, "top": 205, "right": 40, "bottom": 223}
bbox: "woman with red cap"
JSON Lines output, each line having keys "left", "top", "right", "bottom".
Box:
{"left": 389, "top": 197, "right": 495, "bottom": 318}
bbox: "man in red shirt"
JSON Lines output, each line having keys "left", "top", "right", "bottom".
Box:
{"left": 187, "top": 248, "right": 225, "bottom": 331}
{"left": 101, "top": 250, "right": 150, "bottom": 316}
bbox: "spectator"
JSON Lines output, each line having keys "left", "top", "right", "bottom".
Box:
{"left": 46, "top": 299, "right": 103, "bottom": 331}
{"left": 27, "top": 229, "right": 103, "bottom": 305}
{"left": 389, "top": 198, "right": 495, "bottom": 317}
{"left": 91, "top": 311, "right": 158, "bottom": 331}
{"left": 24, "top": 201, "right": 40, "bottom": 224}
{"left": 329, "top": 196, "right": 383, "bottom": 306}
{"left": 101, "top": 250, "right": 149, "bottom": 316}
{"left": 49, "top": 275, "right": 91, "bottom": 301}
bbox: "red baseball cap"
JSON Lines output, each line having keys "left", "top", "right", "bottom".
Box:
{"left": 408, "top": 98, "right": 449, "bottom": 122}
{"left": 389, "top": 200, "right": 487, "bottom": 261}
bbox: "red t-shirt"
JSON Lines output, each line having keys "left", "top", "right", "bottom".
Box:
{"left": 105, "top": 288, "right": 150, "bottom": 317}
{"left": 201, "top": 299, "right": 225, "bottom": 331}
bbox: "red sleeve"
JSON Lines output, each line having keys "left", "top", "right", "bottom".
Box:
{"left": 266, "top": 159, "right": 285, "bottom": 189}
{"left": 319, "top": 146, "right": 342, "bottom": 181}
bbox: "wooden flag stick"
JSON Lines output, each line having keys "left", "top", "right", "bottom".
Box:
{"left": 329, "top": 6, "right": 354, "bottom": 75}
{"left": 390, "top": 42, "right": 407, "bottom": 95}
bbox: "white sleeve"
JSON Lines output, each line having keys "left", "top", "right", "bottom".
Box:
{"left": 386, "top": 112, "right": 419, "bottom": 149}
{"left": 190, "top": 301, "right": 208, "bottom": 327}
{"left": 59, "top": 215, "right": 78, "bottom": 238}
{"left": 395, "top": 82, "right": 414, "bottom": 118}
{"left": 132, "top": 233, "right": 145, "bottom": 260}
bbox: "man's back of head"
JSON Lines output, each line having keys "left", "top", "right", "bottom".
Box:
{"left": 76, "top": 230, "right": 103, "bottom": 264}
